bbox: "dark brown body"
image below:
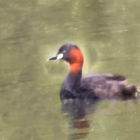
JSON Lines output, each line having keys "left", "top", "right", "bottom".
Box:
{"left": 61, "top": 71, "right": 137, "bottom": 101}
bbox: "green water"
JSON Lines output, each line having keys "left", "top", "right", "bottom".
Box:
{"left": 0, "top": 0, "right": 140, "bottom": 140}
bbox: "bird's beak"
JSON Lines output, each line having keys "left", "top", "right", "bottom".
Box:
{"left": 49, "top": 56, "right": 57, "bottom": 60}
{"left": 49, "top": 53, "right": 64, "bottom": 61}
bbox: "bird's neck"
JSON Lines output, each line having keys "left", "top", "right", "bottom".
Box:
{"left": 66, "top": 70, "right": 82, "bottom": 89}
{"left": 70, "top": 62, "right": 83, "bottom": 73}
{"left": 69, "top": 47, "right": 84, "bottom": 73}
{"left": 64, "top": 48, "right": 84, "bottom": 91}
{"left": 65, "top": 60, "right": 83, "bottom": 88}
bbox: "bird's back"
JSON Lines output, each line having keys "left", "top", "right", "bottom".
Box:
{"left": 81, "top": 74, "right": 137, "bottom": 100}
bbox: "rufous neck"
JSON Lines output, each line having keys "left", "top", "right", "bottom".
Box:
{"left": 70, "top": 62, "right": 83, "bottom": 73}
{"left": 69, "top": 47, "right": 84, "bottom": 73}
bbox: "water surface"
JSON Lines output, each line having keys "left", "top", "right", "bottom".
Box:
{"left": 0, "top": 0, "right": 140, "bottom": 140}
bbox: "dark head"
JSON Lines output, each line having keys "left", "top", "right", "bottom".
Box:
{"left": 49, "top": 43, "right": 84, "bottom": 73}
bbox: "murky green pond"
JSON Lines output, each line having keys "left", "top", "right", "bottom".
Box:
{"left": 0, "top": 0, "right": 140, "bottom": 140}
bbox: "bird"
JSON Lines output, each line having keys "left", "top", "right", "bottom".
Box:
{"left": 49, "top": 43, "right": 139, "bottom": 138}
{"left": 49, "top": 43, "right": 139, "bottom": 102}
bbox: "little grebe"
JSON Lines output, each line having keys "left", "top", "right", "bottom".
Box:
{"left": 49, "top": 43, "right": 138, "bottom": 101}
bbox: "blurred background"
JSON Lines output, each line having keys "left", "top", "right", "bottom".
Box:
{"left": 0, "top": 0, "right": 140, "bottom": 140}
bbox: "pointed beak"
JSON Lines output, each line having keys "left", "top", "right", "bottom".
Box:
{"left": 49, "top": 53, "right": 64, "bottom": 61}
{"left": 49, "top": 56, "right": 57, "bottom": 60}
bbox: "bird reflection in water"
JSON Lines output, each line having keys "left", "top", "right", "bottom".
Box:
{"left": 62, "top": 97, "right": 99, "bottom": 139}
